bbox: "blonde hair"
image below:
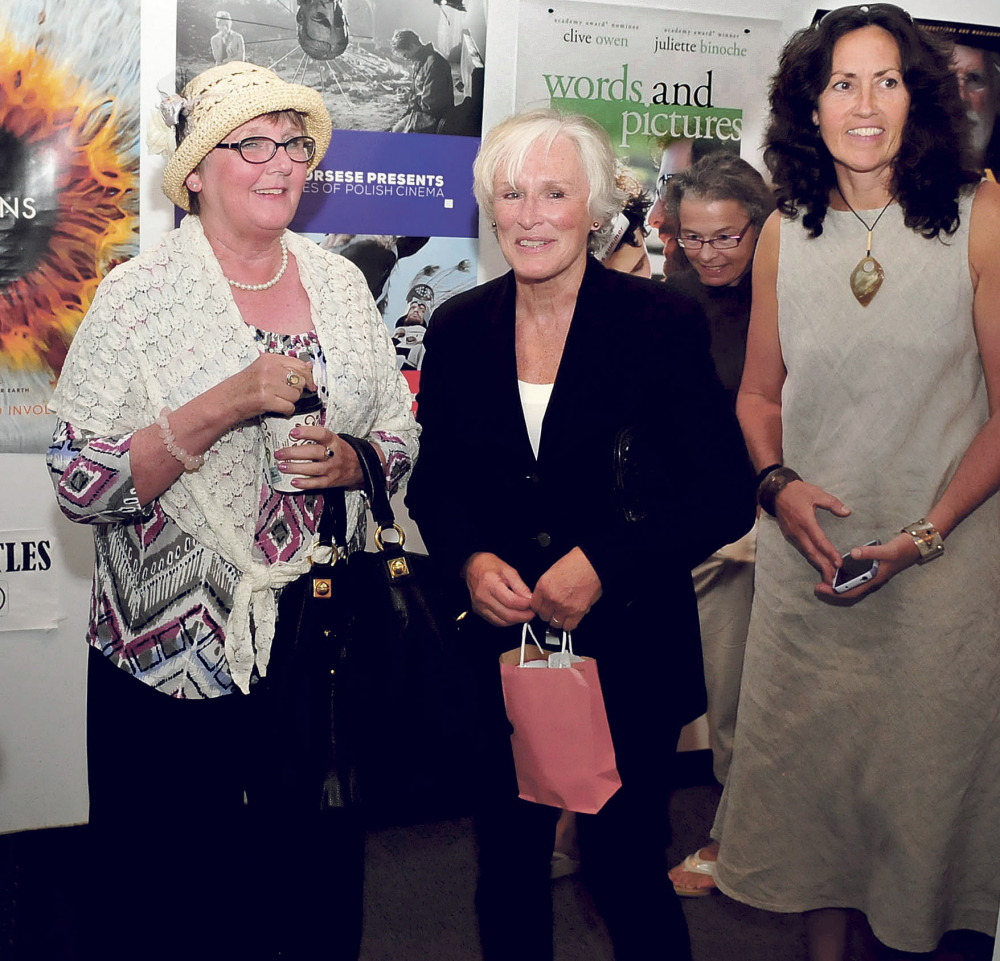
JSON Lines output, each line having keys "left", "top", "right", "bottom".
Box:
{"left": 473, "top": 109, "right": 625, "bottom": 249}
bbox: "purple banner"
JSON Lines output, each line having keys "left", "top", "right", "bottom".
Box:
{"left": 291, "top": 130, "right": 480, "bottom": 238}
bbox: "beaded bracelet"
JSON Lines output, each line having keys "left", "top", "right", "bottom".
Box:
{"left": 156, "top": 408, "right": 205, "bottom": 472}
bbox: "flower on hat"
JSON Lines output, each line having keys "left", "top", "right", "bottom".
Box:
{"left": 146, "top": 105, "right": 176, "bottom": 160}
{"left": 147, "top": 82, "right": 199, "bottom": 161}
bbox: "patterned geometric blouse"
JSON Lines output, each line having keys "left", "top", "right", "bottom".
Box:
{"left": 47, "top": 328, "right": 410, "bottom": 699}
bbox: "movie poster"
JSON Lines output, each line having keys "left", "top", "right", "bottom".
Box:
{"left": 0, "top": 0, "right": 140, "bottom": 453}
{"left": 515, "top": 0, "right": 781, "bottom": 278}
{"left": 174, "top": 0, "right": 487, "bottom": 391}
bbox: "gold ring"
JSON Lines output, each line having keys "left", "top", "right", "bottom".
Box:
{"left": 285, "top": 371, "right": 302, "bottom": 388}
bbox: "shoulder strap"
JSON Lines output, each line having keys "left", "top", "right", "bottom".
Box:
{"left": 318, "top": 486, "right": 348, "bottom": 549}
{"left": 337, "top": 433, "right": 395, "bottom": 529}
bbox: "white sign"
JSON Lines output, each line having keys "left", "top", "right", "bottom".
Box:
{"left": 0, "top": 529, "right": 62, "bottom": 631}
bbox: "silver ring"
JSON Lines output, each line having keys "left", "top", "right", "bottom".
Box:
{"left": 552, "top": 618, "right": 560, "bottom": 625}
{"left": 285, "top": 371, "right": 302, "bottom": 388}
{"left": 324, "top": 447, "right": 335, "bottom": 459}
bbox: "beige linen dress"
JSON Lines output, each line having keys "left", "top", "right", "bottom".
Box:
{"left": 712, "top": 191, "right": 1000, "bottom": 952}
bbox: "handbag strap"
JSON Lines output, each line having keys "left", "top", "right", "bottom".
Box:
{"left": 318, "top": 486, "right": 348, "bottom": 551}
{"left": 312, "top": 435, "right": 391, "bottom": 558}
{"left": 337, "top": 433, "right": 395, "bottom": 530}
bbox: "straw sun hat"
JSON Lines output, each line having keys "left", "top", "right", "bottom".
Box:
{"left": 161, "top": 61, "right": 333, "bottom": 211}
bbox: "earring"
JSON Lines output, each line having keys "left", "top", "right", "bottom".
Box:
{"left": 592, "top": 221, "right": 601, "bottom": 230}
{"left": 491, "top": 221, "right": 496, "bottom": 228}
{"left": 188, "top": 176, "right": 201, "bottom": 191}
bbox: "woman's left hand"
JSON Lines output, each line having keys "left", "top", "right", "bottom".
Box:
{"left": 813, "top": 532, "right": 921, "bottom": 601}
{"left": 531, "top": 547, "right": 603, "bottom": 632}
{"left": 273, "top": 426, "right": 366, "bottom": 490}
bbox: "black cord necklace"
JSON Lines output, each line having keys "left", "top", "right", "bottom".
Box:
{"left": 836, "top": 187, "right": 895, "bottom": 307}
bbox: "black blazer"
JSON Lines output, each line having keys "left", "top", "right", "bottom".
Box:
{"left": 407, "top": 258, "right": 754, "bottom": 736}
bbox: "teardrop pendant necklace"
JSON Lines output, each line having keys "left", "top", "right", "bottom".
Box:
{"left": 836, "top": 187, "right": 894, "bottom": 307}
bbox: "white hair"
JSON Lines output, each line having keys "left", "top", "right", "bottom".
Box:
{"left": 473, "top": 109, "right": 626, "bottom": 250}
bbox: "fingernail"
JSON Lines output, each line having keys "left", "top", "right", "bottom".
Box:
{"left": 290, "top": 428, "right": 301, "bottom": 439}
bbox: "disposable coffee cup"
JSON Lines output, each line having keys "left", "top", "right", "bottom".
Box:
{"left": 262, "top": 389, "right": 324, "bottom": 493}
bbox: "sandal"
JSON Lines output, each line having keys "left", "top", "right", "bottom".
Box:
{"left": 669, "top": 849, "right": 718, "bottom": 898}
{"left": 550, "top": 851, "right": 581, "bottom": 880}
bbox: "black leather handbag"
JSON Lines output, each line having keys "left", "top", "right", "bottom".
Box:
{"left": 337, "top": 433, "right": 455, "bottom": 660}
{"left": 264, "top": 483, "right": 361, "bottom": 814}
{"left": 335, "top": 434, "right": 471, "bottom": 824}
{"left": 268, "top": 436, "right": 469, "bottom": 822}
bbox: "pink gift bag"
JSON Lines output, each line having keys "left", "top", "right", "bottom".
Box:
{"left": 499, "top": 627, "right": 621, "bottom": 815}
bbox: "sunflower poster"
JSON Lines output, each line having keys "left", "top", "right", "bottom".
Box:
{"left": 0, "top": 0, "right": 140, "bottom": 453}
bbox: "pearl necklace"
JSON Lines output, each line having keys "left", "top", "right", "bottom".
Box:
{"left": 226, "top": 236, "right": 288, "bottom": 292}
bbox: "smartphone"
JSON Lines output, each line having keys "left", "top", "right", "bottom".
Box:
{"left": 832, "top": 540, "right": 881, "bottom": 594}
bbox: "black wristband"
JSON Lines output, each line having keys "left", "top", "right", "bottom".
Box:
{"left": 754, "top": 463, "right": 783, "bottom": 488}
{"left": 757, "top": 466, "right": 802, "bottom": 516}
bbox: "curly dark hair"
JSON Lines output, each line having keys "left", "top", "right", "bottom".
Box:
{"left": 618, "top": 191, "right": 653, "bottom": 249}
{"left": 765, "top": 3, "right": 980, "bottom": 238}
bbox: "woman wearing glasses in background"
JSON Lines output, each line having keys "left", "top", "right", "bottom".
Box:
{"left": 646, "top": 138, "right": 736, "bottom": 280}
{"left": 47, "top": 62, "right": 416, "bottom": 961}
{"left": 660, "top": 153, "right": 773, "bottom": 899}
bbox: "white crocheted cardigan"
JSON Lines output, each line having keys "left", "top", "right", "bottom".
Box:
{"left": 51, "top": 215, "right": 419, "bottom": 692}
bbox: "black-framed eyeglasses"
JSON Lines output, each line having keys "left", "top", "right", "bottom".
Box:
{"left": 215, "top": 136, "right": 316, "bottom": 164}
{"left": 656, "top": 172, "right": 675, "bottom": 203}
{"left": 676, "top": 219, "right": 754, "bottom": 250}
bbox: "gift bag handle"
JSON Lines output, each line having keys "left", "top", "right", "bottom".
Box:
{"left": 519, "top": 625, "right": 581, "bottom": 665}
{"left": 519, "top": 624, "right": 549, "bottom": 667}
